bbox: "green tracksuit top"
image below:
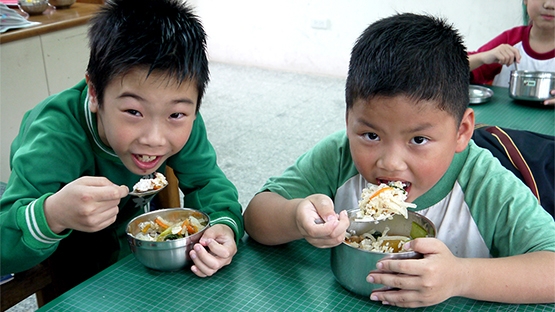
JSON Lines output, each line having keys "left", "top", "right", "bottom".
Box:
{"left": 261, "top": 130, "right": 555, "bottom": 258}
{"left": 0, "top": 80, "right": 244, "bottom": 277}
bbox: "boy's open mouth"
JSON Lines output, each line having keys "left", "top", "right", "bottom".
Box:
{"left": 135, "top": 154, "right": 158, "bottom": 163}
{"left": 133, "top": 154, "right": 162, "bottom": 171}
{"left": 377, "top": 179, "right": 411, "bottom": 194}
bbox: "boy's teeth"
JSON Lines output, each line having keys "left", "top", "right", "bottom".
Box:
{"left": 138, "top": 155, "right": 156, "bottom": 162}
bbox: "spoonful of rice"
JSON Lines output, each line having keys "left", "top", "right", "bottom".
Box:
{"left": 313, "top": 181, "right": 415, "bottom": 225}
{"left": 128, "top": 172, "right": 168, "bottom": 197}
{"left": 354, "top": 181, "right": 416, "bottom": 222}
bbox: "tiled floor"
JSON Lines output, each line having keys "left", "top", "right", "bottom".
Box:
{"left": 5, "top": 62, "right": 347, "bottom": 311}
{"left": 202, "top": 62, "right": 347, "bottom": 208}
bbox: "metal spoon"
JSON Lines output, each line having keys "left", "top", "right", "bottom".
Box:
{"left": 314, "top": 217, "right": 357, "bottom": 235}
{"left": 314, "top": 211, "right": 384, "bottom": 224}
{"left": 128, "top": 183, "right": 167, "bottom": 197}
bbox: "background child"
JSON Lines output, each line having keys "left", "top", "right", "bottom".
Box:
{"left": 0, "top": 0, "right": 243, "bottom": 299}
{"left": 468, "top": 0, "right": 555, "bottom": 105}
{"left": 244, "top": 13, "right": 555, "bottom": 307}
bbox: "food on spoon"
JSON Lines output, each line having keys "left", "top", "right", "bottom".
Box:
{"left": 133, "top": 213, "right": 208, "bottom": 242}
{"left": 132, "top": 172, "right": 168, "bottom": 193}
{"left": 356, "top": 181, "right": 416, "bottom": 222}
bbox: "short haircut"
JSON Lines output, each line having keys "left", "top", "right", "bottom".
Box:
{"left": 346, "top": 13, "right": 469, "bottom": 123}
{"left": 86, "top": 0, "right": 209, "bottom": 112}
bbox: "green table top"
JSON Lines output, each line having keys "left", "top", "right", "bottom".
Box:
{"left": 471, "top": 85, "right": 554, "bottom": 136}
{"left": 38, "top": 237, "right": 554, "bottom": 312}
{"left": 35, "top": 85, "right": 554, "bottom": 312}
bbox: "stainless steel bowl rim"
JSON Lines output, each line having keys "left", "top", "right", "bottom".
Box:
{"left": 510, "top": 70, "right": 555, "bottom": 79}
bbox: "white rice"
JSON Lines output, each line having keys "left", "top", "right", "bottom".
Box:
{"left": 133, "top": 172, "right": 168, "bottom": 192}
{"left": 356, "top": 181, "right": 416, "bottom": 222}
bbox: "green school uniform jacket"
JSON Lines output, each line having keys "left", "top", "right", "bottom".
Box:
{"left": 261, "top": 130, "right": 555, "bottom": 258}
{"left": 0, "top": 80, "right": 244, "bottom": 285}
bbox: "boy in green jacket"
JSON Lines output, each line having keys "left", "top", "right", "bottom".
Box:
{"left": 244, "top": 13, "right": 555, "bottom": 307}
{"left": 0, "top": 0, "right": 243, "bottom": 295}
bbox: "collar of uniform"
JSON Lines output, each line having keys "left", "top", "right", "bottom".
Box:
{"left": 83, "top": 92, "right": 120, "bottom": 160}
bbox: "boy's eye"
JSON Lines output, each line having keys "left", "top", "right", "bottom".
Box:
{"left": 126, "top": 109, "right": 142, "bottom": 117}
{"left": 411, "top": 136, "right": 429, "bottom": 145}
{"left": 170, "top": 112, "right": 185, "bottom": 119}
{"left": 363, "top": 132, "right": 380, "bottom": 141}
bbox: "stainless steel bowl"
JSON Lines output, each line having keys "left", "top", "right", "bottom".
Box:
{"left": 331, "top": 209, "right": 436, "bottom": 297}
{"left": 509, "top": 70, "right": 555, "bottom": 101}
{"left": 469, "top": 85, "right": 494, "bottom": 105}
{"left": 18, "top": 0, "right": 49, "bottom": 15}
{"left": 48, "top": 0, "right": 75, "bottom": 8}
{"left": 127, "top": 208, "right": 210, "bottom": 271}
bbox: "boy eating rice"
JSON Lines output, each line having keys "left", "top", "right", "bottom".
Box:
{"left": 244, "top": 13, "right": 555, "bottom": 307}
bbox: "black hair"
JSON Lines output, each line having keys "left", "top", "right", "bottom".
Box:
{"left": 345, "top": 13, "right": 469, "bottom": 123}
{"left": 86, "top": 0, "right": 209, "bottom": 112}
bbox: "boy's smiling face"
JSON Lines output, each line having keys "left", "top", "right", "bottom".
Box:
{"left": 346, "top": 95, "right": 474, "bottom": 202}
{"left": 87, "top": 68, "right": 198, "bottom": 175}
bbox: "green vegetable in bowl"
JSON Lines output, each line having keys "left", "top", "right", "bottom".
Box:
{"left": 164, "top": 234, "right": 180, "bottom": 240}
{"left": 410, "top": 221, "right": 428, "bottom": 239}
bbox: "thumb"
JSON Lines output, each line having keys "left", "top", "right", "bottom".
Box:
{"left": 404, "top": 237, "right": 443, "bottom": 255}
{"left": 311, "top": 196, "right": 336, "bottom": 221}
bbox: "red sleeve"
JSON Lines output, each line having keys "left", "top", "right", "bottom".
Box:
{"left": 469, "top": 26, "right": 530, "bottom": 85}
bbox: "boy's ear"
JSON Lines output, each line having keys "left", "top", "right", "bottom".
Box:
{"left": 455, "top": 108, "right": 475, "bottom": 153}
{"left": 86, "top": 73, "right": 99, "bottom": 113}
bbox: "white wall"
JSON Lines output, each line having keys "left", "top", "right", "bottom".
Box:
{"left": 192, "top": 0, "right": 524, "bottom": 78}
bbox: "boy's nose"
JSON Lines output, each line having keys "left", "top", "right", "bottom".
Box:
{"left": 376, "top": 147, "right": 408, "bottom": 172}
{"left": 139, "top": 123, "right": 167, "bottom": 147}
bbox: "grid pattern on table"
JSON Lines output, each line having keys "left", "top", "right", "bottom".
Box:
{"left": 39, "top": 239, "right": 555, "bottom": 312}
{"left": 472, "top": 86, "right": 554, "bottom": 136}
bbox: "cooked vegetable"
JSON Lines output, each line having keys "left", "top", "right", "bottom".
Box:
{"left": 410, "top": 221, "right": 428, "bottom": 239}
{"left": 155, "top": 216, "right": 170, "bottom": 230}
{"left": 133, "top": 214, "right": 208, "bottom": 242}
{"left": 345, "top": 226, "right": 411, "bottom": 253}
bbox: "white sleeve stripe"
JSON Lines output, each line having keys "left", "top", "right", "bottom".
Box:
{"left": 209, "top": 216, "right": 238, "bottom": 232}
{"left": 25, "top": 200, "right": 60, "bottom": 244}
